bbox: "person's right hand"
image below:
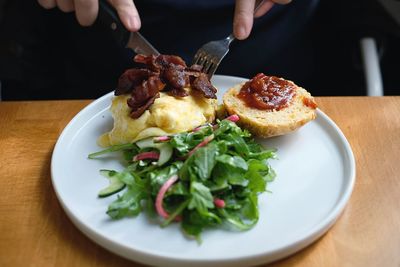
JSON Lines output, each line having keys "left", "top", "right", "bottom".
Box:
{"left": 37, "top": 0, "right": 141, "bottom": 31}
{"left": 234, "top": 0, "right": 292, "bottom": 40}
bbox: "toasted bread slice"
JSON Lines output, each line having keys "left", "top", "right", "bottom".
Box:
{"left": 223, "top": 80, "right": 317, "bottom": 138}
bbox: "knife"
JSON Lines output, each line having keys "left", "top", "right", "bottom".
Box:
{"left": 98, "top": 0, "right": 160, "bottom": 56}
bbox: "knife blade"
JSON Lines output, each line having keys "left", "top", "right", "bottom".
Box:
{"left": 127, "top": 32, "right": 160, "bottom": 56}
{"left": 98, "top": 0, "right": 160, "bottom": 56}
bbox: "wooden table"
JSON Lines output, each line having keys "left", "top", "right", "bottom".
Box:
{"left": 0, "top": 97, "right": 399, "bottom": 267}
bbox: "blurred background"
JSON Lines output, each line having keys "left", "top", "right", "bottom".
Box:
{"left": 0, "top": 0, "right": 399, "bottom": 100}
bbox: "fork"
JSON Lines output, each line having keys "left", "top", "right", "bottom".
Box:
{"left": 192, "top": 0, "right": 266, "bottom": 78}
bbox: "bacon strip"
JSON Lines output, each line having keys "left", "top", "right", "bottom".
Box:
{"left": 116, "top": 54, "right": 217, "bottom": 118}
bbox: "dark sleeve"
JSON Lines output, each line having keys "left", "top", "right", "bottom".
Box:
{"left": 0, "top": 0, "right": 134, "bottom": 100}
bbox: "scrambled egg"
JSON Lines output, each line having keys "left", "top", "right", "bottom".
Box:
{"left": 98, "top": 91, "right": 217, "bottom": 147}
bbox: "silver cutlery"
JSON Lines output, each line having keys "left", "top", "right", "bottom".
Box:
{"left": 192, "top": 0, "right": 266, "bottom": 78}
{"left": 98, "top": 0, "right": 160, "bottom": 56}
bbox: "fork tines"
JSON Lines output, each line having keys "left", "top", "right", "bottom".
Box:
{"left": 193, "top": 51, "right": 218, "bottom": 78}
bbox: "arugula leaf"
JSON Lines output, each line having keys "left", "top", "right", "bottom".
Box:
{"left": 180, "top": 143, "right": 217, "bottom": 181}
{"left": 225, "top": 134, "right": 250, "bottom": 157}
{"left": 192, "top": 144, "right": 218, "bottom": 181}
{"left": 148, "top": 161, "right": 183, "bottom": 195}
{"left": 169, "top": 125, "right": 213, "bottom": 155}
{"left": 250, "top": 148, "right": 277, "bottom": 160}
{"left": 245, "top": 159, "right": 269, "bottom": 193}
{"left": 188, "top": 181, "right": 214, "bottom": 213}
{"left": 218, "top": 193, "right": 259, "bottom": 231}
{"left": 181, "top": 208, "right": 221, "bottom": 242}
{"left": 212, "top": 162, "right": 248, "bottom": 187}
{"left": 165, "top": 181, "right": 189, "bottom": 196}
{"left": 216, "top": 154, "right": 248, "bottom": 171}
{"left": 90, "top": 115, "right": 278, "bottom": 241}
{"left": 181, "top": 210, "right": 204, "bottom": 242}
{"left": 107, "top": 184, "right": 147, "bottom": 219}
{"left": 170, "top": 133, "right": 191, "bottom": 154}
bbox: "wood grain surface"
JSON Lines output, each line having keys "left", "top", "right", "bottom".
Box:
{"left": 0, "top": 97, "right": 399, "bottom": 267}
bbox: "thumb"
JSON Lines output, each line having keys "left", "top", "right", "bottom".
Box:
{"left": 233, "top": 0, "right": 256, "bottom": 40}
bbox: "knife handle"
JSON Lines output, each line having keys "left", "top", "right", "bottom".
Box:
{"left": 98, "top": 0, "right": 130, "bottom": 47}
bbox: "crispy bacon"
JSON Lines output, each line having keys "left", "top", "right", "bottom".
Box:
{"left": 128, "top": 76, "right": 164, "bottom": 109}
{"left": 116, "top": 69, "right": 153, "bottom": 96}
{"left": 116, "top": 54, "right": 217, "bottom": 118}
{"left": 192, "top": 73, "right": 217, "bottom": 99}
{"left": 169, "top": 87, "right": 189, "bottom": 97}
{"left": 133, "top": 54, "right": 158, "bottom": 72}
{"left": 162, "top": 64, "right": 189, "bottom": 89}
{"left": 129, "top": 93, "right": 160, "bottom": 119}
{"left": 156, "top": 55, "right": 187, "bottom": 68}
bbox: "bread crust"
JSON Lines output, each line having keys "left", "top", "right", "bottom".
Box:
{"left": 223, "top": 81, "right": 317, "bottom": 138}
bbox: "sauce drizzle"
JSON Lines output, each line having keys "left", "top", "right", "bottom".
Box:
{"left": 238, "top": 73, "right": 296, "bottom": 111}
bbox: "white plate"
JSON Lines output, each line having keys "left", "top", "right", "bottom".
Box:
{"left": 51, "top": 75, "right": 356, "bottom": 267}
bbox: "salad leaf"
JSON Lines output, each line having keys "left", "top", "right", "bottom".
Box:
{"left": 216, "top": 154, "right": 248, "bottom": 171}
{"left": 89, "top": 116, "right": 277, "bottom": 241}
{"left": 212, "top": 163, "right": 248, "bottom": 187}
{"left": 188, "top": 181, "right": 214, "bottom": 213}
{"left": 107, "top": 184, "right": 147, "bottom": 219}
{"left": 192, "top": 144, "right": 218, "bottom": 181}
{"left": 148, "top": 161, "right": 183, "bottom": 195}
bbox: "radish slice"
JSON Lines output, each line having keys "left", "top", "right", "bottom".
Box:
{"left": 214, "top": 198, "right": 225, "bottom": 208}
{"left": 153, "top": 136, "right": 170, "bottom": 142}
{"left": 225, "top": 114, "right": 240, "bottom": 122}
{"left": 192, "top": 123, "right": 212, "bottom": 132}
{"left": 187, "top": 134, "right": 215, "bottom": 158}
{"left": 156, "top": 175, "right": 179, "bottom": 219}
{"left": 192, "top": 125, "right": 205, "bottom": 132}
{"left": 133, "top": 151, "right": 160, "bottom": 161}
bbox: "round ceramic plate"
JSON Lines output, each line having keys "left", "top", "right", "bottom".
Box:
{"left": 51, "top": 75, "right": 356, "bottom": 267}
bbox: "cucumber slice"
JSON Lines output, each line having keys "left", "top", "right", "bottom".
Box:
{"left": 135, "top": 137, "right": 173, "bottom": 166}
{"left": 157, "top": 143, "right": 173, "bottom": 166}
{"left": 98, "top": 170, "right": 126, "bottom": 198}
{"left": 136, "top": 137, "right": 154, "bottom": 149}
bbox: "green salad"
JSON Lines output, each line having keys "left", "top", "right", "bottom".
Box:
{"left": 89, "top": 115, "right": 277, "bottom": 242}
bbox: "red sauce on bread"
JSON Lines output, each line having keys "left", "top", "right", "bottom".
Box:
{"left": 237, "top": 73, "right": 296, "bottom": 111}
{"left": 302, "top": 97, "right": 318, "bottom": 109}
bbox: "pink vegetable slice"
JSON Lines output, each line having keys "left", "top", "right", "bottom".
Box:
{"left": 133, "top": 151, "right": 160, "bottom": 161}
{"left": 225, "top": 114, "right": 240, "bottom": 122}
{"left": 187, "top": 134, "right": 215, "bottom": 158}
{"left": 153, "top": 136, "right": 170, "bottom": 142}
{"left": 192, "top": 125, "right": 206, "bottom": 132}
{"left": 214, "top": 198, "right": 225, "bottom": 208}
{"left": 192, "top": 123, "right": 212, "bottom": 132}
{"left": 155, "top": 175, "right": 179, "bottom": 219}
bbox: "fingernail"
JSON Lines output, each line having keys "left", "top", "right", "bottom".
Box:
{"left": 235, "top": 26, "right": 247, "bottom": 40}
{"left": 129, "top": 16, "right": 141, "bottom": 31}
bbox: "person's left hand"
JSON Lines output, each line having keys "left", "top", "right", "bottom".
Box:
{"left": 234, "top": 0, "right": 292, "bottom": 40}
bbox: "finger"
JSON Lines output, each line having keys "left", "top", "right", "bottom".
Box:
{"left": 37, "top": 0, "right": 57, "bottom": 9}
{"left": 272, "top": 0, "right": 292, "bottom": 4}
{"left": 56, "top": 0, "right": 75, "bottom": 12}
{"left": 73, "top": 0, "right": 98, "bottom": 26}
{"left": 234, "top": 0, "right": 255, "bottom": 40}
{"left": 109, "top": 0, "right": 141, "bottom": 31}
{"left": 254, "top": 0, "right": 274, "bottom": 18}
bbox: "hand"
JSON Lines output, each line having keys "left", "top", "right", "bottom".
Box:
{"left": 234, "top": 0, "right": 292, "bottom": 40}
{"left": 37, "top": 0, "right": 141, "bottom": 31}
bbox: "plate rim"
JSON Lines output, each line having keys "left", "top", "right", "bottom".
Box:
{"left": 51, "top": 75, "right": 356, "bottom": 266}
